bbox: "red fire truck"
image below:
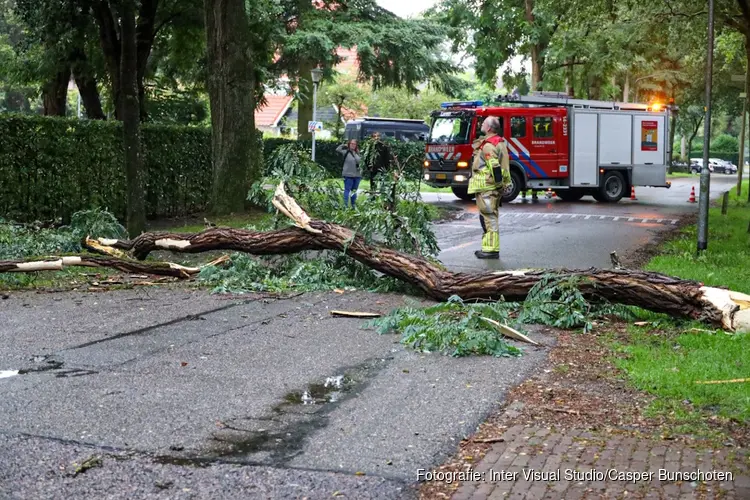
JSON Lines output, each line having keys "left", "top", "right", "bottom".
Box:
{"left": 423, "top": 92, "right": 674, "bottom": 203}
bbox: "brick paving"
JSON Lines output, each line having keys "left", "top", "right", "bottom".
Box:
{"left": 451, "top": 424, "right": 750, "bottom": 500}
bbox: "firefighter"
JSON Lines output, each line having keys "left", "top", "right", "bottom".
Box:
{"left": 467, "top": 116, "right": 511, "bottom": 259}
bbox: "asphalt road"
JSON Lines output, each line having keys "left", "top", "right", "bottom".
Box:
{"left": 0, "top": 288, "right": 552, "bottom": 499}
{"left": 426, "top": 174, "right": 745, "bottom": 273}
{"left": 1, "top": 172, "right": 744, "bottom": 499}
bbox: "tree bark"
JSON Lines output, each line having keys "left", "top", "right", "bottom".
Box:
{"left": 42, "top": 66, "right": 71, "bottom": 116}
{"left": 119, "top": 0, "right": 146, "bottom": 236}
{"left": 81, "top": 184, "right": 750, "bottom": 333}
{"left": 622, "top": 72, "right": 630, "bottom": 102}
{"left": 204, "top": 0, "right": 259, "bottom": 215}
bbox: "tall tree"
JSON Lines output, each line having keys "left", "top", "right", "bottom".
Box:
{"left": 430, "top": 0, "right": 560, "bottom": 89}
{"left": 203, "top": 0, "right": 259, "bottom": 215}
{"left": 273, "top": 0, "right": 458, "bottom": 140}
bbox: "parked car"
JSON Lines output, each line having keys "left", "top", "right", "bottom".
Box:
{"left": 344, "top": 117, "right": 429, "bottom": 142}
{"left": 720, "top": 160, "right": 738, "bottom": 174}
{"left": 689, "top": 158, "right": 714, "bottom": 174}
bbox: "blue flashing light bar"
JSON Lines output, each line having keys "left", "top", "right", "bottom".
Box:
{"left": 440, "top": 100, "right": 484, "bottom": 109}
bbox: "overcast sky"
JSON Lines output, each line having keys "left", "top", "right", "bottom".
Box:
{"left": 375, "top": 0, "right": 529, "bottom": 84}
{"left": 376, "top": 0, "right": 435, "bottom": 18}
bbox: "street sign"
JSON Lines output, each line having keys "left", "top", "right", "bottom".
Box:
{"left": 732, "top": 74, "right": 746, "bottom": 82}
{"left": 308, "top": 121, "right": 323, "bottom": 132}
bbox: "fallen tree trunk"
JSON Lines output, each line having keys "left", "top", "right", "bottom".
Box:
{"left": 78, "top": 184, "right": 750, "bottom": 333}
{"left": 3, "top": 185, "right": 747, "bottom": 332}
{"left": 0, "top": 255, "right": 228, "bottom": 279}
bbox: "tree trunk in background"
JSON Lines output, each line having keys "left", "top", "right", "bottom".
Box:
{"left": 136, "top": 0, "right": 159, "bottom": 121}
{"left": 681, "top": 136, "right": 687, "bottom": 159}
{"left": 564, "top": 59, "right": 574, "bottom": 96}
{"left": 120, "top": 0, "right": 146, "bottom": 236}
{"left": 297, "top": 60, "right": 314, "bottom": 141}
{"left": 71, "top": 48, "right": 106, "bottom": 120}
{"left": 589, "top": 76, "right": 602, "bottom": 100}
{"left": 42, "top": 66, "right": 71, "bottom": 116}
{"left": 524, "top": 0, "right": 543, "bottom": 90}
{"left": 688, "top": 117, "right": 703, "bottom": 158}
{"left": 622, "top": 73, "right": 630, "bottom": 102}
{"left": 204, "top": 0, "right": 258, "bottom": 215}
{"left": 91, "top": 0, "right": 159, "bottom": 122}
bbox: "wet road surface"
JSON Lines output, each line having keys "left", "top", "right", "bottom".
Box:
{"left": 427, "top": 174, "right": 744, "bottom": 272}
{"left": 0, "top": 289, "right": 551, "bottom": 499}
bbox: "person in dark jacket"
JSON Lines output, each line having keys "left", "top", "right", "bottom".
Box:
{"left": 336, "top": 139, "right": 362, "bottom": 208}
{"left": 368, "top": 132, "right": 392, "bottom": 193}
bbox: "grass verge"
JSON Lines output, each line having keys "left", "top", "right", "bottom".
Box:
{"left": 612, "top": 325, "right": 750, "bottom": 429}
{"left": 613, "top": 180, "right": 750, "bottom": 432}
{"left": 645, "top": 180, "right": 750, "bottom": 293}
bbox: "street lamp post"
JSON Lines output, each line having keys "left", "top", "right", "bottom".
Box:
{"left": 698, "top": 0, "right": 714, "bottom": 252}
{"left": 311, "top": 68, "right": 323, "bottom": 162}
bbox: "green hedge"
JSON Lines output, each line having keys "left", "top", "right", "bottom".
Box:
{"left": 687, "top": 151, "right": 740, "bottom": 164}
{"left": 0, "top": 114, "right": 427, "bottom": 223}
{"left": 0, "top": 114, "right": 213, "bottom": 222}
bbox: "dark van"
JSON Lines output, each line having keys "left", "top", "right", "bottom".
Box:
{"left": 344, "top": 117, "right": 429, "bottom": 142}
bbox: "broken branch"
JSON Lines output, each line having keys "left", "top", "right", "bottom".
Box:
{"left": 695, "top": 378, "right": 750, "bottom": 385}
{"left": 0, "top": 254, "right": 230, "bottom": 279}
{"left": 330, "top": 311, "right": 382, "bottom": 318}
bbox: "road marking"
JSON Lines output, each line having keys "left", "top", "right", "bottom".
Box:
{"left": 441, "top": 241, "right": 477, "bottom": 253}
{"left": 492, "top": 212, "right": 681, "bottom": 226}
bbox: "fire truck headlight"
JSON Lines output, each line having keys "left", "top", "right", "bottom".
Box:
{"left": 457, "top": 161, "right": 469, "bottom": 168}
{"left": 423, "top": 160, "right": 430, "bottom": 167}
{"left": 424, "top": 173, "right": 430, "bottom": 181}
{"left": 455, "top": 174, "right": 467, "bottom": 182}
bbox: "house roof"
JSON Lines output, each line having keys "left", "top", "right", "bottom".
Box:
{"left": 255, "top": 94, "right": 294, "bottom": 128}
{"left": 257, "top": 46, "right": 365, "bottom": 127}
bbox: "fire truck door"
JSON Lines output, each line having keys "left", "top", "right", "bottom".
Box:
{"left": 528, "top": 116, "right": 559, "bottom": 178}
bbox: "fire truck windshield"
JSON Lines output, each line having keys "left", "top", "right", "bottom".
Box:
{"left": 428, "top": 116, "right": 471, "bottom": 144}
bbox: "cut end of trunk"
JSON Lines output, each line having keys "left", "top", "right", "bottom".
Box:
{"left": 700, "top": 287, "right": 750, "bottom": 333}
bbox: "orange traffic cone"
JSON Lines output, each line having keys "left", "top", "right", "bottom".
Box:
{"left": 688, "top": 186, "right": 697, "bottom": 203}
{"left": 630, "top": 186, "right": 637, "bottom": 200}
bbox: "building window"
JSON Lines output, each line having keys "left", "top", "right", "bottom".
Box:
{"left": 533, "top": 117, "right": 554, "bottom": 138}
{"left": 511, "top": 116, "right": 526, "bottom": 138}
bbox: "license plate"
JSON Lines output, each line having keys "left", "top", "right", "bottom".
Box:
{"left": 436, "top": 173, "right": 447, "bottom": 179}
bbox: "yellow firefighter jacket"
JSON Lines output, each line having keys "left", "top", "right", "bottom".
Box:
{"left": 467, "top": 133, "right": 511, "bottom": 194}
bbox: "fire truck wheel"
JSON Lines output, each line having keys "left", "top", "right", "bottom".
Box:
{"left": 500, "top": 170, "right": 523, "bottom": 203}
{"left": 451, "top": 186, "right": 475, "bottom": 201}
{"left": 598, "top": 171, "right": 626, "bottom": 203}
{"left": 554, "top": 189, "right": 584, "bottom": 202}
